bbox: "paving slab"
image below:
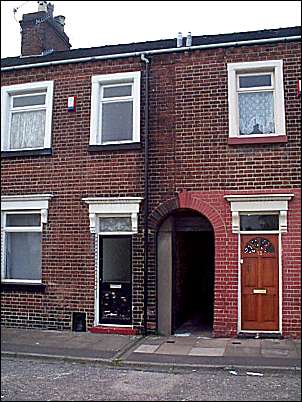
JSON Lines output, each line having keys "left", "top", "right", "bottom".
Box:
{"left": 261, "top": 348, "right": 299, "bottom": 358}
{"left": 228, "top": 339, "right": 261, "bottom": 347}
{"left": 133, "top": 344, "right": 160, "bottom": 354}
{"left": 195, "top": 338, "right": 229, "bottom": 348}
{"left": 189, "top": 347, "right": 225, "bottom": 356}
{"left": 224, "top": 345, "right": 261, "bottom": 357}
{"left": 155, "top": 343, "right": 192, "bottom": 355}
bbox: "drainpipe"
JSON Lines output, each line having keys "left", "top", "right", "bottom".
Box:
{"left": 141, "top": 53, "right": 150, "bottom": 336}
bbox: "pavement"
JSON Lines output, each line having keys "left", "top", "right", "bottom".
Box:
{"left": 1, "top": 327, "right": 301, "bottom": 373}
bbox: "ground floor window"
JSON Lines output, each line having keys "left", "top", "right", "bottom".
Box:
{"left": 1, "top": 194, "right": 52, "bottom": 284}
{"left": 2, "top": 212, "right": 42, "bottom": 282}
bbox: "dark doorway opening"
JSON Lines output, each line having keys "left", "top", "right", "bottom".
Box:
{"left": 172, "top": 210, "right": 214, "bottom": 336}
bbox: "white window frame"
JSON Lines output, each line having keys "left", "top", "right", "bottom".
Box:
{"left": 1, "top": 194, "right": 53, "bottom": 284}
{"left": 82, "top": 196, "right": 142, "bottom": 327}
{"left": 225, "top": 193, "right": 294, "bottom": 335}
{"left": 1, "top": 81, "right": 54, "bottom": 151}
{"left": 90, "top": 72, "right": 141, "bottom": 145}
{"left": 227, "top": 60, "right": 286, "bottom": 138}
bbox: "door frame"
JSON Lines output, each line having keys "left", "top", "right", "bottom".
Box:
{"left": 94, "top": 232, "right": 134, "bottom": 328}
{"left": 237, "top": 229, "right": 282, "bottom": 334}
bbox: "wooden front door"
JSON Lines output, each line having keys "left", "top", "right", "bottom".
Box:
{"left": 241, "top": 234, "right": 279, "bottom": 331}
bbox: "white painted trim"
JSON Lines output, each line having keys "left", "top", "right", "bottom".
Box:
{"left": 90, "top": 71, "right": 141, "bottom": 146}
{"left": 82, "top": 197, "right": 143, "bottom": 234}
{"left": 1, "top": 279, "right": 42, "bottom": 284}
{"left": 97, "top": 324, "right": 133, "bottom": 328}
{"left": 94, "top": 234, "right": 99, "bottom": 327}
{"left": 278, "top": 233, "right": 283, "bottom": 334}
{"left": 225, "top": 194, "right": 294, "bottom": 202}
{"left": 1, "top": 81, "right": 54, "bottom": 151}
{"left": 225, "top": 194, "right": 294, "bottom": 233}
{"left": 227, "top": 60, "right": 286, "bottom": 138}
{"left": 1, "top": 194, "right": 53, "bottom": 213}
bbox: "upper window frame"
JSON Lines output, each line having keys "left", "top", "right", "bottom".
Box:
{"left": 227, "top": 60, "right": 286, "bottom": 144}
{"left": 1, "top": 81, "right": 54, "bottom": 152}
{"left": 90, "top": 71, "right": 141, "bottom": 146}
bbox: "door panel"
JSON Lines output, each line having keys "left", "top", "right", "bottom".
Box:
{"left": 241, "top": 234, "right": 279, "bottom": 331}
{"left": 99, "top": 236, "right": 132, "bottom": 325}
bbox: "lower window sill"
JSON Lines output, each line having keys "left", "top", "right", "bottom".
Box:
{"left": 89, "top": 143, "right": 141, "bottom": 152}
{"left": 228, "top": 135, "right": 288, "bottom": 145}
{"left": 1, "top": 148, "right": 52, "bottom": 158}
{"left": 1, "top": 282, "right": 46, "bottom": 292}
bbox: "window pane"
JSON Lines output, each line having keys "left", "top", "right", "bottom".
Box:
{"left": 99, "top": 217, "right": 132, "bottom": 232}
{"left": 103, "top": 85, "right": 132, "bottom": 98}
{"left": 239, "top": 75, "right": 271, "bottom": 88}
{"left": 240, "top": 215, "right": 279, "bottom": 231}
{"left": 5, "top": 232, "right": 41, "bottom": 280}
{"left": 102, "top": 237, "right": 131, "bottom": 282}
{"left": 13, "top": 94, "right": 46, "bottom": 108}
{"left": 238, "top": 91, "right": 275, "bottom": 135}
{"left": 10, "top": 110, "right": 46, "bottom": 149}
{"left": 101, "top": 101, "right": 133, "bottom": 142}
{"left": 6, "top": 214, "right": 41, "bottom": 227}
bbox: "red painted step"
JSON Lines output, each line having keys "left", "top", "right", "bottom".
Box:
{"left": 89, "top": 326, "right": 138, "bottom": 335}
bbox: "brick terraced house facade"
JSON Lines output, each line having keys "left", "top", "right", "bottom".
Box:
{"left": 1, "top": 3, "right": 301, "bottom": 338}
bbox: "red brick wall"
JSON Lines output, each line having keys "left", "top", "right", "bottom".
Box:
{"left": 1, "top": 41, "right": 300, "bottom": 337}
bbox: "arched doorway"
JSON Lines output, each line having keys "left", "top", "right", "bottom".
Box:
{"left": 157, "top": 209, "right": 215, "bottom": 336}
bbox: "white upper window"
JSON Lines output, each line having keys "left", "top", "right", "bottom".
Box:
{"left": 1, "top": 81, "right": 54, "bottom": 152}
{"left": 227, "top": 60, "right": 286, "bottom": 138}
{"left": 90, "top": 72, "right": 140, "bottom": 145}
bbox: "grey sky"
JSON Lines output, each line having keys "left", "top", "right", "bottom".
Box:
{"left": 1, "top": 1, "right": 301, "bottom": 58}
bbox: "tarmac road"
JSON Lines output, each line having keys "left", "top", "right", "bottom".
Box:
{"left": 1, "top": 356, "right": 301, "bottom": 401}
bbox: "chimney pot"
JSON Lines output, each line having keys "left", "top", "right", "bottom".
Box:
{"left": 38, "top": 1, "right": 47, "bottom": 12}
{"left": 177, "top": 32, "right": 183, "bottom": 48}
{"left": 186, "top": 32, "right": 192, "bottom": 47}
{"left": 54, "top": 15, "right": 65, "bottom": 31}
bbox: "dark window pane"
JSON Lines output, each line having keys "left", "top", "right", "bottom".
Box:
{"left": 5, "top": 232, "right": 41, "bottom": 280}
{"left": 6, "top": 214, "right": 41, "bottom": 227}
{"left": 103, "top": 85, "right": 132, "bottom": 98}
{"left": 101, "top": 101, "right": 133, "bottom": 142}
{"left": 240, "top": 215, "right": 279, "bottom": 231}
{"left": 13, "top": 94, "right": 46, "bottom": 107}
{"left": 102, "top": 237, "right": 131, "bottom": 282}
{"left": 239, "top": 75, "right": 271, "bottom": 88}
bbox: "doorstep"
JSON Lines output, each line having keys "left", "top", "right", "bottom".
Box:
{"left": 89, "top": 326, "right": 139, "bottom": 335}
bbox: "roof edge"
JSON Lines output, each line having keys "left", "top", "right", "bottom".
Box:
{"left": 1, "top": 26, "right": 301, "bottom": 71}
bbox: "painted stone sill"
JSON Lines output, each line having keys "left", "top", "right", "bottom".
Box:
{"left": 89, "top": 143, "right": 141, "bottom": 152}
{"left": 1, "top": 148, "right": 52, "bottom": 158}
{"left": 228, "top": 135, "right": 288, "bottom": 145}
{"left": 1, "top": 282, "right": 46, "bottom": 292}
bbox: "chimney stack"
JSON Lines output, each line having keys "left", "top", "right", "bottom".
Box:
{"left": 20, "top": 1, "right": 71, "bottom": 56}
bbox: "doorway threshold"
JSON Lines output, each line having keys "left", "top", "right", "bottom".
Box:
{"left": 90, "top": 325, "right": 138, "bottom": 335}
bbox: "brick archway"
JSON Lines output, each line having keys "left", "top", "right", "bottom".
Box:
{"left": 150, "top": 191, "right": 226, "bottom": 239}
{"left": 151, "top": 191, "right": 236, "bottom": 337}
